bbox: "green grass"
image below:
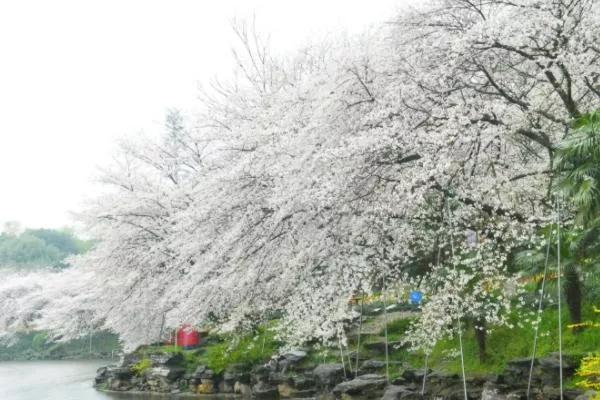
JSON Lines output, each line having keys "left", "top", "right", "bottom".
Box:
{"left": 381, "top": 306, "right": 600, "bottom": 376}
{"left": 205, "top": 326, "right": 277, "bottom": 373}
{"left": 339, "top": 303, "right": 600, "bottom": 383}
{"left": 383, "top": 317, "right": 417, "bottom": 341}
{"left": 137, "top": 324, "right": 279, "bottom": 374}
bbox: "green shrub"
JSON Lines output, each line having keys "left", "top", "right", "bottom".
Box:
{"left": 205, "top": 326, "right": 277, "bottom": 373}
{"left": 382, "top": 317, "right": 416, "bottom": 340}
{"left": 182, "top": 350, "right": 205, "bottom": 372}
{"left": 31, "top": 332, "right": 48, "bottom": 350}
{"left": 131, "top": 358, "right": 152, "bottom": 375}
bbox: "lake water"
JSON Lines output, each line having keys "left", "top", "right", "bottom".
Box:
{"left": 0, "top": 360, "right": 166, "bottom": 400}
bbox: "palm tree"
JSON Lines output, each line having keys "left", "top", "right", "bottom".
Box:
{"left": 556, "top": 110, "right": 600, "bottom": 225}
{"left": 515, "top": 226, "right": 600, "bottom": 330}
{"left": 549, "top": 109, "right": 600, "bottom": 330}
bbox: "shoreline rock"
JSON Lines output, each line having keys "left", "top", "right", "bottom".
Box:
{"left": 93, "top": 352, "right": 585, "bottom": 399}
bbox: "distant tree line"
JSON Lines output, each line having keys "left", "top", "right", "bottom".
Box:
{"left": 0, "top": 222, "right": 92, "bottom": 268}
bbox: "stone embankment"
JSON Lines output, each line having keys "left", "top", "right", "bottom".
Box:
{"left": 95, "top": 351, "right": 595, "bottom": 399}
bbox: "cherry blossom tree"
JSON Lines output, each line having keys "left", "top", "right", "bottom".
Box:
{"left": 0, "top": 0, "right": 598, "bottom": 354}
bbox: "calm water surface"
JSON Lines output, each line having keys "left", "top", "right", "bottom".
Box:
{"left": 0, "top": 360, "right": 168, "bottom": 400}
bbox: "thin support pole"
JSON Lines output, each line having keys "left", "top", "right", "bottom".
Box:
{"left": 158, "top": 312, "right": 166, "bottom": 343}
{"left": 557, "top": 199, "right": 564, "bottom": 400}
{"left": 355, "top": 293, "right": 364, "bottom": 378}
{"left": 447, "top": 202, "right": 468, "bottom": 400}
{"left": 346, "top": 350, "right": 354, "bottom": 376}
{"left": 421, "top": 353, "right": 429, "bottom": 395}
{"left": 527, "top": 227, "right": 554, "bottom": 399}
{"left": 421, "top": 240, "right": 442, "bottom": 396}
{"left": 456, "top": 317, "right": 468, "bottom": 400}
{"left": 382, "top": 277, "right": 390, "bottom": 384}
{"left": 339, "top": 332, "right": 347, "bottom": 379}
{"left": 421, "top": 243, "right": 442, "bottom": 396}
{"left": 261, "top": 331, "right": 267, "bottom": 355}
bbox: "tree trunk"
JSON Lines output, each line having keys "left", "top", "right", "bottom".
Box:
{"left": 564, "top": 267, "right": 583, "bottom": 333}
{"left": 474, "top": 317, "right": 487, "bottom": 363}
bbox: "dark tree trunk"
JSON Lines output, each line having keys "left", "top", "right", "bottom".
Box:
{"left": 474, "top": 317, "right": 487, "bottom": 362}
{"left": 564, "top": 267, "right": 583, "bottom": 333}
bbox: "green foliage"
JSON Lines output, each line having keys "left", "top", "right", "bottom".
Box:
{"left": 182, "top": 350, "right": 204, "bottom": 372}
{"left": 556, "top": 109, "right": 600, "bottom": 226}
{"left": 31, "top": 332, "right": 48, "bottom": 350}
{"left": 205, "top": 327, "right": 277, "bottom": 373}
{"left": 159, "top": 345, "right": 182, "bottom": 353}
{"left": 0, "top": 226, "right": 92, "bottom": 268}
{"left": 26, "top": 229, "right": 79, "bottom": 256}
{"left": 0, "top": 234, "right": 61, "bottom": 266}
{"left": 342, "top": 302, "right": 600, "bottom": 380}
{"left": 131, "top": 358, "right": 152, "bottom": 374}
{"left": 398, "top": 306, "right": 600, "bottom": 374}
{"left": 576, "top": 354, "right": 600, "bottom": 393}
{"left": 0, "top": 330, "right": 120, "bottom": 361}
{"left": 382, "top": 317, "right": 416, "bottom": 341}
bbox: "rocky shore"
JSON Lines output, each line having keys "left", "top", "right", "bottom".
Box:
{"left": 94, "top": 350, "right": 594, "bottom": 399}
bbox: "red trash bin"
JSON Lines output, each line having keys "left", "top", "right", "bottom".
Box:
{"left": 177, "top": 324, "right": 200, "bottom": 349}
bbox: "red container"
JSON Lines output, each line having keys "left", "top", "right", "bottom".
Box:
{"left": 177, "top": 324, "right": 200, "bottom": 348}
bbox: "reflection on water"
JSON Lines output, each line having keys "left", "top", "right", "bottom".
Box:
{"left": 0, "top": 360, "right": 168, "bottom": 400}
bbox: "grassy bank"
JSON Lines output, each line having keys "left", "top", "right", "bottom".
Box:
{"left": 133, "top": 303, "right": 599, "bottom": 384}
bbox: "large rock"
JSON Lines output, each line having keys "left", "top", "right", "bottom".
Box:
{"left": 348, "top": 351, "right": 369, "bottom": 363}
{"left": 505, "top": 358, "right": 535, "bottom": 381}
{"left": 106, "top": 377, "right": 133, "bottom": 391}
{"left": 381, "top": 385, "right": 422, "bottom": 400}
{"left": 481, "top": 382, "right": 508, "bottom": 400}
{"left": 564, "top": 388, "right": 585, "bottom": 400}
{"left": 278, "top": 383, "right": 297, "bottom": 398}
{"left": 235, "top": 381, "right": 253, "bottom": 396}
{"left": 277, "top": 382, "right": 316, "bottom": 398}
{"left": 253, "top": 380, "right": 280, "bottom": 399}
{"left": 193, "top": 364, "right": 207, "bottom": 377}
{"left": 576, "top": 390, "right": 598, "bottom": 400}
{"left": 333, "top": 374, "right": 387, "bottom": 399}
{"left": 94, "top": 365, "right": 134, "bottom": 389}
{"left": 314, "top": 363, "right": 346, "bottom": 390}
{"left": 291, "top": 374, "right": 317, "bottom": 390}
{"left": 108, "top": 365, "right": 134, "bottom": 380}
{"left": 538, "top": 353, "right": 580, "bottom": 385}
{"left": 119, "top": 353, "right": 140, "bottom": 367}
{"left": 149, "top": 351, "right": 184, "bottom": 366}
{"left": 283, "top": 350, "right": 308, "bottom": 363}
{"left": 145, "top": 376, "right": 170, "bottom": 393}
{"left": 197, "top": 379, "right": 216, "bottom": 394}
{"left": 401, "top": 368, "right": 432, "bottom": 383}
{"left": 269, "top": 372, "right": 285, "bottom": 386}
{"left": 144, "top": 365, "right": 186, "bottom": 393}
{"left": 148, "top": 366, "right": 186, "bottom": 381}
{"left": 219, "top": 379, "right": 235, "bottom": 393}
{"left": 360, "top": 360, "right": 386, "bottom": 374}
{"left": 94, "top": 366, "right": 110, "bottom": 386}
{"left": 421, "top": 372, "right": 460, "bottom": 395}
{"left": 364, "top": 341, "right": 405, "bottom": 352}
{"left": 277, "top": 373, "right": 317, "bottom": 399}
{"left": 224, "top": 365, "right": 251, "bottom": 384}
{"left": 253, "top": 364, "right": 273, "bottom": 381}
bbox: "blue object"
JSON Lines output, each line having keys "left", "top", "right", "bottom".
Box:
{"left": 409, "top": 290, "right": 423, "bottom": 304}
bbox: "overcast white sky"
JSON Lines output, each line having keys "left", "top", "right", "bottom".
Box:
{"left": 0, "top": 0, "right": 402, "bottom": 230}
